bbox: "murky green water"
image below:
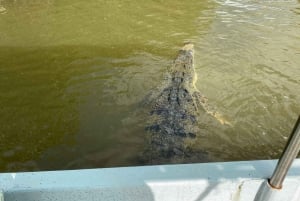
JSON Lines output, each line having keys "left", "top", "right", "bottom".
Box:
{"left": 0, "top": 0, "right": 299, "bottom": 172}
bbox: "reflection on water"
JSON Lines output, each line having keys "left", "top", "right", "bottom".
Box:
{"left": 193, "top": 0, "right": 300, "bottom": 161}
{"left": 0, "top": 0, "right": 299, "bottom": 171}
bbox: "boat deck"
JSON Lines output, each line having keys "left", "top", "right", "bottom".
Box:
{"left": 0, "top": 159, "right": 300, "bottom": 201}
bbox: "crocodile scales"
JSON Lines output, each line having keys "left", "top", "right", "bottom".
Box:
{"left": 142, "top": 43, "right": 215, "bottom": 164}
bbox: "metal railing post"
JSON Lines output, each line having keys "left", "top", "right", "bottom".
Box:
{"left": 269, "top": 115, "right": 300, "bottom": 189}
{"left": 254, "top": 115, "right": 300, "bottom": 201}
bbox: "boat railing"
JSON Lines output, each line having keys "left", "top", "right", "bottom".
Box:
{"left": 255, "top": 115, "right": 300, "bottom": 201}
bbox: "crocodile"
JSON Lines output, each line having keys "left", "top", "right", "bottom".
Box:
{"left": 142, "top": 43, "right": 229, "bottom": 164}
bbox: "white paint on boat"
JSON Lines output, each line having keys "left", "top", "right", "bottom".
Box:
{"left": 0, "top": 159, "right": 299, "bottom": 201}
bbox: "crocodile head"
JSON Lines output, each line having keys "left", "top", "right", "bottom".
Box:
{"left": 170, "top": 43, "right": 197, "bottom": 88}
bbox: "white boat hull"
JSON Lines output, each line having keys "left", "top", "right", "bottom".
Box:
{"left": 0, "top": 159, "right": 300, "bottom": 201}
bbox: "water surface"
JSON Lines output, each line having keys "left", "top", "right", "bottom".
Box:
{"left": 0, "top": 0, "right": 299, "bottom": 171}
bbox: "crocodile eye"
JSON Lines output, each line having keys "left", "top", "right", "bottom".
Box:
{"left": 188, "top": 133, "right": 196, "bottom": 138}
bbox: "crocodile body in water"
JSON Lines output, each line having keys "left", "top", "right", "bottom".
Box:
{"left": 142, "top": 43, "right": 212, "bottom": 164}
